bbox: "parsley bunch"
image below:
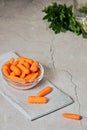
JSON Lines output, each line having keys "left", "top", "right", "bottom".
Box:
{"left": 42, "top": 2, "right": 87, "bottom": 38}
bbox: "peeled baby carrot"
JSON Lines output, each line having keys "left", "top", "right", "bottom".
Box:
{"left": 38, "top": 68, "right": 41, "bottom": 75}
{"left": 24, "top": 58, "right": 33, "bottom": 65}
{"left": 24, "top": 73, "right": 33, "bottom": 80}
{"left": 28, "top": 96, "right": 48, "bottom": 104}
{"left": 2, "top": 64, "right": 11, "bottom": 76}
{"left": 33, "top": 61, "right": 39, "bottom": 66}
{"left": 23, "top": 62, "right": 30, "bottom": 69}
{"left": 2, "top": 64, "right": 10, "bottom": 72}
{"left": 18, "top": 56, "right": 33, "bottom": 65}
{"left": 2, "top": 68, "right": 10, "bottom": 77}
{"left": 10, "top": 72, "right": 15, "bottom": 76}
{"left": 30, "top": 66, "right": 38, "bottom": 72}
{"left": 36, "top": 86, "right": 52, "bottom": 97}
{"left": 17, "top": 63, "right": 30, "bottom": 74}
{"left": 4, "top": 62, "right": 11, "bottom": 68}
{"left": 13, "top": 60, "right": 19, "bottom": 66}
{"left": 24, "top": 72, "right": 38, "bottom": 80}
{"left": 19, "top": 60, "right": 24, "bottom": 65}
{"left": 10, "top": 65, "right": 21, "bottom": 76}
{"left": 9, "top": 75, "right": 25, "bottom": 83}
{"left": 20, "top": 72, "right": 26, "bottom": 79}
{"left": 9, "top": 76, "right": 25, "bottom": 85}
{"left": 62, "top": 113, "right": 81, "bottom": 120}
{"left": 9, "top": 58, "right": 15, "bottom": 64}
{"left": 4, "top": 61, "right": 10, "bottom": 66}
{"left": 29, "top": 72, "right": 39, "bottom": 80}
{"left": 30, "top": 61, "right": 39, "bottom": 72}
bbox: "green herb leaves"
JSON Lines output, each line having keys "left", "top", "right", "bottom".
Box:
{"left": 42, "top": 2, "right": 87, "bottom": 38}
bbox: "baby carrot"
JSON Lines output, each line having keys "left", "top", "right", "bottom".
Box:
{"left": 18, "top": 56, "right": 33, "bottom": 65}
{"left": 10, "top": 72, "right": 15, "bottom": 76}
{"left": 27, "top": 96, "right": 48, "bottom": 104}
{"left": 29, "top": 72, "right": 39, "bottom": 80}
{"left": 25, "top": 72, "right": 38, "bottom": 80}
{"left": 36, "top": 86, "right": 52, "bottom": 97}
{"left": 24, "top": 73, "right": 33, "bottom": 80}
{"left": 33, "top": 61, "right": 39, "bottom": 66}
{"left": 4, "top": 62, "right": 11, "bottom": 68}
{"left": 19, "top": 60, "right": 24, "bottom": 65}
{"left": 17, "top": 63, "right": 30, "bottom": 74}
{"left": 20, "top": 72, "right": 26, "bottom": 79}
{"left": 23, "top": 62, "right": 30, "bottom": 69}
{"left": 30, "top": 61, "right": 39, "bottom": 72}
{"left": 13, "top": 60, "right": 19, "bottom": 66}
{"left": 62, "top": 113, "right": 81, "bottom": 120}
{"left": 9, "top": 75, "right": 25, "bottom": 84}
{"left": 10, "top": 65, "right": 21, "bottom": 76}
{"left": 2, "top": 68, "right": 10, "bottom": 77}
{"left": 9, "top": 58, "right": 15, "bottom": 64}
{"left": 2, "top": 64, "right": 11, "bottom": 76}
{"left": 4, "top": 61, "right": 10, "bottom": 65}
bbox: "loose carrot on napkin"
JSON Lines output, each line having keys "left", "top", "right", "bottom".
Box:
{"left": 36, "top": 86, "right": 52, "bottom": 97}
{"left": 28, "top": 96, "right": 48, "bottom": 104}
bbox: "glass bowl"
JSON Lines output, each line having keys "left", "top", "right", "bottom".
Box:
{"left": 2, "top": 63, "right": 44, "bottom": 90}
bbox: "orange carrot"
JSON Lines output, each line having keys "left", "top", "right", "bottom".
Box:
{"left": 2, "top": 64, "right": 10, "bottom": 72}
{"left": 29, "top": 72, "right": 39, "bottom": 80}
{"left": 9, "top": 75, "right": 26, "bottom": 84}
{"left": 9, "top": 75, "right": 25, "bottom": 83}
{"left": 2, "top": 64, "right": 11, "bottom": 76}
{"left": 30, "top": 61, "right": 39, "bottom": 72}
{"left": 9, "top": 58, "right": 15, "bottom": 64}
{"left": 13, "top": 60, "right": 19, "bottom": 66}
{"left": 4, "top": 61, "right": 11, "bottom": 66}
{"left": 10, "top": 65, "right": 21, "bottom": 76}
{"left": 36, "top": 86, "right": 52, "bottom": 97}
{"left": 24, "top": 72, "right": 38, "bottom": 80}
{"left": 24, "top": 73, "right": 33, "bottom": 80}
{"left": 19, "top": 60, "right": 24, "bottom": 65}
{"left": 23, "top": 62, "right": 30, "bottom": 69}
{"left": 38, "top": 68, "right": 41, "bottom": 76}
{"left": 27, "top": 96, "right": 48, "bottom": 104}
{"left": 32, "top": 61, "right": 39, "bottom": 66}
{"left": 17, "top": 63, "right": 30, "bottom": 74}
{"left": 18, "top": 56, "right": 33, "bottom": 65}
{"left": 2, "top": 68, "right": 10, "bottom": 77}
{"left": 10, "top": 72, "right": 15, "bottom": 76}
{"left": 62, "top": 113, "right": 81, "bottom": 120}
{"left": 20, "top": 72, "right": 26, "bottom": 79}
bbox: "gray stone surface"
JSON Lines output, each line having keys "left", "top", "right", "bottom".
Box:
{"left": 0, "top": 0, "right": 87, "bottom": 130}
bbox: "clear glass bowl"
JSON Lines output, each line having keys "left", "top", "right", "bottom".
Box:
{"left": 2, "top": 63, "right": 44, "bottom": 90}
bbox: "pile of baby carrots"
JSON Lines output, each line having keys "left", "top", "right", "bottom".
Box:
{"left": 2, "top": 56, "right": 41, "bottom": 83}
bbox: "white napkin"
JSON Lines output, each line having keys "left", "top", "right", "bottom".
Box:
{"left": 0, "top": 51, "right": 73, "bottom": 121}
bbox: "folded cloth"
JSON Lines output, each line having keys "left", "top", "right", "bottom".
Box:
{"left": 0, "top": 51, "right": 73, "bottom": 121}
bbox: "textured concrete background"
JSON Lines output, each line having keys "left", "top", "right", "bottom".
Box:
{"left": 0, "top": 0, "right": 73, "bottom": 19}
{"left": 0, "top": 1, "right": 87, "bottom": 130}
